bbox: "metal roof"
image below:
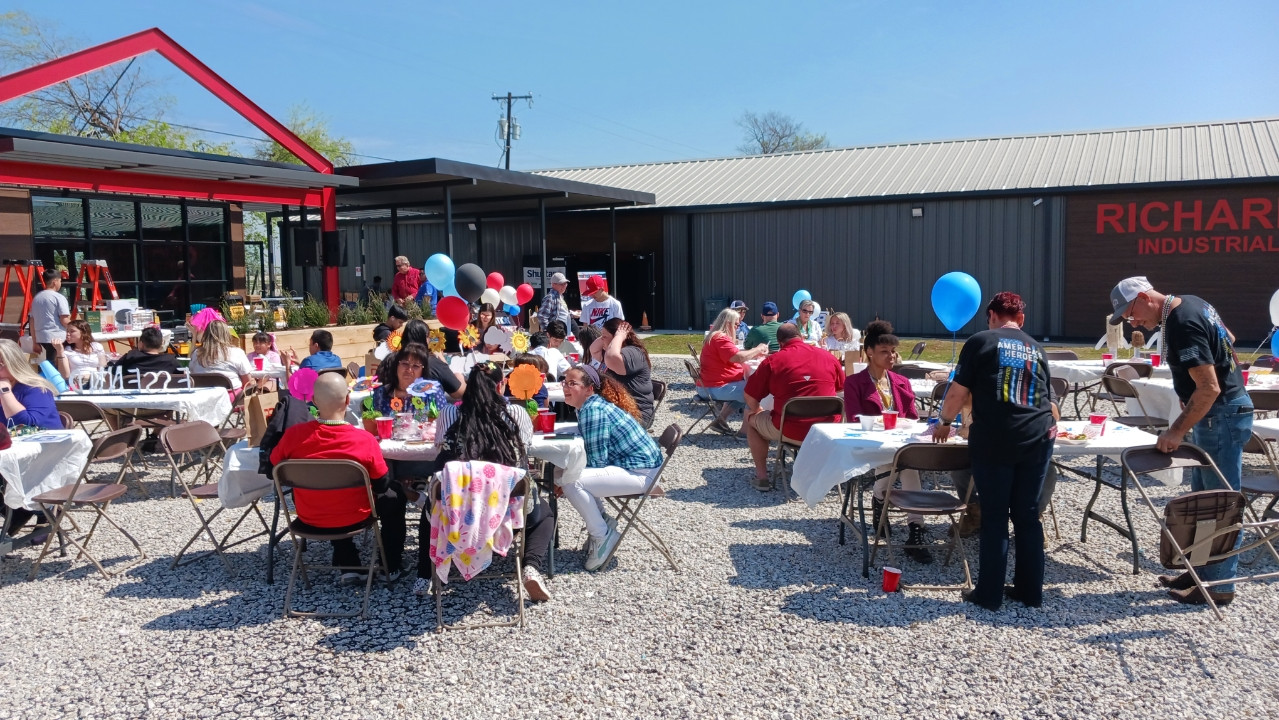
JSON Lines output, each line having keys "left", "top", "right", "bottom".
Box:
{"left": 533, "top": 119, "right": 1279, "bottom": 209}
{"left": 0, "top": 126, "right": 358, "bottom": 189}
{"left": 335, "top": 157, "right": 654, "bottom": 214}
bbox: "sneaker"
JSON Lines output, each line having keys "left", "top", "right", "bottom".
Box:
{"left": 709, "top": 419, "right": 734, "bottom": 435}
{"left": 338, "top": 571, "right": 367, "bottom": 587}
{"left": 751, "top": 475, "right": 772, "bottom": 492}
{"left": 905, "top": 523, "right": 934, "bottom": 564}
{"left": 583, "top": 527, "right": 622, "bottom": 571}
{"left": 412, "top": 577, "right": 431, "bottom": 596}
{"left": 523, "top": 566, "right": 551, "bottom": 602}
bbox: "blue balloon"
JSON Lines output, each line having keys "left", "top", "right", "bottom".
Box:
{"left": 441, "top": 280, "right": 461, "bottom": 299}
{"left": 505, "top": 303, "right": 521, "bottom": 316}
{"left": 1272, "top": 332, "right": 1279, "bottom": 358}
{"left": 424, "top": 253, "right": 455, "bottom": 289}
{"left": 792, "top": 289, "right": 812, "bottom": 310}
{"left": 931, "top": 272, "right": 982, "bottom": 332}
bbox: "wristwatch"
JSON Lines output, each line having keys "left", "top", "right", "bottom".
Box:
{"left": 0, "top": 386, "right": 11, "bottom": 394}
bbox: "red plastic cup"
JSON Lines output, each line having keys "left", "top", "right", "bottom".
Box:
{"left": 254, "top": 356, "right": 264, "bottom": 371}
{"left": 375, "top": 416, "right": 394, "bottom": 440}
{"left": 568, "top": 353, "right": 581, "bottom": 363}
{"left": 536, "top": 410, "right": 556, "bottom": 434}
{"left": 882, "top": 566, "right": 902, "bottom": 593}
{"left": 1101, "top": 353, "right": 1114, "bottom": 364}
{"left": 1243, "top": 370, "right": 1250, "bottom": 385}
{"left": 1089, "top": 413, "right": 1107, "bottom": 425}
{"left": 1150, "top": 352, "right": 1161, "bottom": 367}
{"left": 881, "top": 410, "right": 898, "bottom": 430}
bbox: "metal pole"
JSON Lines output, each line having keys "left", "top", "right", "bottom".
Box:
{"left": 505, "top": 92, "right": 513, "bottom": 170}
{"left": 390, "top": 207, "right": 400, "bottom": 262}
{"left": 610, "top": 205, "right": 617, "bottom": 290}
{"left": 444, "top": 185, "right": 455, "bottom": 258}
{"left": 539, "top": 197, "right": 548, "bottom": 307}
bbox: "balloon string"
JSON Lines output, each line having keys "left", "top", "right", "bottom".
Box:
{"left": 1252, "top": 326, "right": 1276, "bottom": 359}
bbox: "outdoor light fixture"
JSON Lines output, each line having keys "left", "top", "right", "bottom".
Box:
{"left": 911, "top": 206, "right": 924, "bottom": 218}
{"left": 467, "top": 223, "right": 476, "bottom": 231}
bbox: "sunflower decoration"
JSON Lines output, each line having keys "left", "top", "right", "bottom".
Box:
{"left": 459, "top": 324, "right": 481, "bottom": 350}
{"left": 389, "top": 327, "right": 404, "bottom": 351}
{"left": 509, "top": 330, "right": 531, "bottom": 354}
{"left": 427, "top": 328, "right": 446, "bottom": 353}
{"left": 507, "top": 363, "right": 545, "bottom": 420}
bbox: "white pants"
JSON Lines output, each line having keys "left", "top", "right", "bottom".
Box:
{"left": 560, "top": 465, "right": 657, "bottom": 539}
{"left": 873, "top": 466, "right": 923, "bottom": 525}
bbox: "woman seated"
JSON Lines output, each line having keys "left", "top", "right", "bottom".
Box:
{"left": 698, "top": 308, "right": 767, "bottom": 435}
{"left": 560, "top": 364, "right": 664, "bottom": 572}
{"left": 188, "top": 319, "right": 252, "bottom": 395}
{"left": 0, "top": 338, "right": 61, "bottom": 429}
{"left": 475, "top": 303, "right": 502, "bottom": 354}
{"left": 436, "top": 362, "right": 534, "bottom": 443}
{"left": 62, "top": 319, "right": 108, "bottom": 381}
{"left": 414, "top": 361, "right": 553, "bottom": 602}
{"left": 824, "top": 311, "right": 862, "bottom": 359}
{"left": 376, "top": 319, "right": 464, "bottom": 400}
{"left": 844, "top": 320, "right": 930, "bottom": 563}
{"left": 596, "top": 318, "right": 656, "bottom": 428}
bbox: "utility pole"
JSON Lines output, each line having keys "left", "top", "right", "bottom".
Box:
{"left": 492, "top": 92, "right": 533, "bottom": 170}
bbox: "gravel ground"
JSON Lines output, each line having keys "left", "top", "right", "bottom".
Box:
{"left": 2, "top": 355, "right": 1278, "bottom": 719}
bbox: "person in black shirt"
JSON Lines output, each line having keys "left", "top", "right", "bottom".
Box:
{"left": 1109, "top": 276, "right": 1252, "bottom": 607}
{"left": 934, "top": 292, "right": 1055, "bottom": 611}
{"left": 108, "top": 327, "right": 180, "bottom": 385}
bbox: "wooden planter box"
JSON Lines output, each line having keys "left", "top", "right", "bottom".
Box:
{"left": 244, "top": 320, "right": 441, "bottom": 371}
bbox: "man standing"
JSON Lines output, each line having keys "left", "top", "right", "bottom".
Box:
{"left": 730, "top": 300, "right": 750, "bottom": 344}
{"left": 30, "top": 269, "right": 70, "bottom": 374}
{"left": 743, "top": 302, "right": 784, "bottom": 353}
{"left": 744, "top": 323, "right": 845, "bottom": 491}
{"left": 1109, "top": 276, "right": 1252, "bottom": 607}
{"left": 580, "top": 275, "right": 624, "bottom": 328}
{"left": 391, "top": 256, "right": 421, "bottom": 304}
{"left": 538, "top": 272, "right": 572, "bottom": 331}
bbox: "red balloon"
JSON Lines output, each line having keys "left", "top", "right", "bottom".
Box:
{"left": 516, "top": 283, "right": 535, "bottom": 305}
{"left": 436, "top": 296, "right": 470, "bottom": 331}
{"left": 486, "top": 272, "right": 504, "bottom": 290}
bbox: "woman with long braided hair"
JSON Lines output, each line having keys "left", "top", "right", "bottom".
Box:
{"left": 413, "top": 362, "right": 554, "bottom": 602}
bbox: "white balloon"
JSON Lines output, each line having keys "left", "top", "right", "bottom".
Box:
{"left": 1270, "top": 289, "right": 1279, "bottom": 326}
{"left": 499, "top": 285, "right": 519, "bottom": 306}
{"left": 480, "top": 288, "right": 501, "bottom": 306}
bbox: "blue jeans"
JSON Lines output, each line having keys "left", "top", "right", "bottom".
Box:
{"left": 695, "top": 380, "right": 746, "bottom": 409}
{"left": 1188, "top": 393, "right": 1253, "bottom": 593}
{"left": 969, "top": 439, "right": 1054, "bottom": 608}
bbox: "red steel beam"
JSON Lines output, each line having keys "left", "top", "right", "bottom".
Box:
{"left": 0, "top": 159, "right": 324, "bottom": 207}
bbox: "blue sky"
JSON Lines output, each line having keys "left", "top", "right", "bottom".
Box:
{"left": 11, "top": 0, "right": 1279, "bottom": 170}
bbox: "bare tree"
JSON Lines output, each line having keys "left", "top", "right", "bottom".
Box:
{"left": 0, "top": 11, "right": 171, "bottom": 138}
{"left": 736, "top": 110, "right": 830, "bottom": 155}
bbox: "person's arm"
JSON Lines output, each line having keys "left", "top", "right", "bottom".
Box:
{"left": 603, "top": 325, "right": 630, "bottom": 375}
{"left": 0, "top": 381, "right": 32, "bottom": 425}
{"left": 932, "top": 381, "right": 972, "bottom": 443}
{"left": 589, "top": 336, "right": 605, "bottom": 364}
{"left": 1158, "top": 364, "right": 1219, "bottom": 452}
{"left": 729, "top": 344, "right": 767, "bottom": 363}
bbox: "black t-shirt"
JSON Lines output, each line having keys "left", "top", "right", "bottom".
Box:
{"left": 109, "top": 350, "right": 181, "bottom": 385}
{"left": 606, "top": 345, "right": 654, "bottom": 426}
{"left": 427, "top": 355, "right": 462, "bottom": 396}
{"left": 1163, "top": 295, "right": 1245, "bottom": 405}
{"left": 953, "top": 328, "right": 1054, "bottom": 463}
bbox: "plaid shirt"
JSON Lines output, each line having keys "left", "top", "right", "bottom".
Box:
{"left": 538, "top": 287, "right": 570, "bottom": 329}
{"left": 578, "top": 394, "right": 662, "bottom": 470}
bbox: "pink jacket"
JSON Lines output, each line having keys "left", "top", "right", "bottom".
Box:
{"left": 844, "top": 369, "right": 918, "bottom": 420}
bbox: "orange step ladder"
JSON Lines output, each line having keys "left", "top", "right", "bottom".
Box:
{"left": 0, "top": 259, "right": 47, "bottom": 335}
{"left": 69, "top": 259, "right": 120, "bottom": 321}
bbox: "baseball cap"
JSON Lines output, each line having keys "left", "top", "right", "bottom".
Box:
{"left": 1108, "top": 276, "right": 1153, "bottom": 325}
{"left": 548, "top": 272, "right": 568, "bottom": 285}
{"left": 585, "top": 275, "right": 608, "bottom": 294}
{"left": 730, "top": 300, "right": 748, "bottom": 311}
{"left": 761, "top": 301, "right": 779, "bottom": 316}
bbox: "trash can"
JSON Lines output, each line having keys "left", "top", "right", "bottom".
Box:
{"left": 704, "top": 296, "right": 729, "bottom": 329}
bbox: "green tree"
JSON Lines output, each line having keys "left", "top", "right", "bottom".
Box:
{"left": 736, "top": 111, "right": 830, "bottom": 155}
{"left": 255, "top": 104, "right": 356, "bottom": 167}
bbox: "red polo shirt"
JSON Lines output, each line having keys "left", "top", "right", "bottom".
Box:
{"left": 745, "top": 338, "right": 845, "bottom": 439}
{"left": 270, "top": 421, "right": 389, "bottom": 528}
{"left": 699, "top": 333, "right": 745, "bottom": 387}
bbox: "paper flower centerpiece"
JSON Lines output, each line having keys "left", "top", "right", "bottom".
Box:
{"left": 509, "top": 330, "right": 530, "bottom": 354}
{"left": 390, "top": 397, "right": 404, "bottom": 412}
{"left": 507, "top": 363, "right": 544, "bottom": 401}
{"left": 427, "top": 328, "right": 446, "bottom": 353}
{"left": 406, "top": 378, "right": 442, "bottom": 398}
{"left": 460, "top": 324, "right": 480, "bottom": 349}
{"left": 287, "top": 368, "right": 319, "bottom": 402}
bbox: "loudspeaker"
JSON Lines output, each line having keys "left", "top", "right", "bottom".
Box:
{"left": 292, "top": 227, "right": 321, "bottom": 267}
{"left": 322, "top": 230, "right": 346, "bottom": 267}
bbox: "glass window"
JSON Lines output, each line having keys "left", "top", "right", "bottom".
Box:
{"left": 187, "top": 243, "right": 226, "bottom": 281}
{"left": 91, "top": 242, "right": 138, "bottom": 282}
{"left": 142, "top": 281, "right": 187, "bottom": 315}
{"left": 88, "top": 199, "right": 136, "bottom": 239}
{"left": 142, "top": 243, "right": 191, "bottom": 282}
{"left": 141, "top": 202, "right": 183, "bottom": 242}
{"left": 32, "top": 197, "right": 84, "bottom": 239}
{"left": 189, "top": 281, "right": 227, "bottom": 310}
{"left": 34, "top": 242, "right": 84, "bottom": 280}
{"left": 187, "top": 205, "right": 225, "bottom": 243}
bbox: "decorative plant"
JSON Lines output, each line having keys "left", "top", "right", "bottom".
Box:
{"left": 403, "top": 298, "right": 424, "bottom": 320}
{"left": 301, "top": 295, "right": 331, "bottom": 328}
{"left": 336, "top": 303, "right": 358, "bottom": 326}
{"left": 364, "top": 297, "right": 388, "bottom": 324}
{"left": 223, "top": 303, "right": 256, "bottom": 338}
{"left": 283, "top": 297, "right": 305, "bottom": 329}
{"left": 360, "top": 396, "right": 379, "bottom": 420}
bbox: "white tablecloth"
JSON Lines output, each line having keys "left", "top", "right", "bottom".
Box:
{"left": 1051, "top": 359, "right": 1172, "bottom": 385}
{"left": 95, "top": 329, "right": 174, "bottom": 346}
{"left": 530, "top": 422, "right": 586, "bottom": 487}
{"left": 1, "top": 429, "right": 92, "bottom": 511}
{"left": 248, "top": 364, "right": 288, "bottom": 380}
{"left": 1254, "top": 417, "right": 1279, "bottom": 442}
{"left": 1126, "top": 375, "right": 1279, "bottom": 427}
{"left": 59, "top": 387, "right": 232, "bottom": 427}
{"left": 545, "top": 382, "right": 565, "bottom": 404}
{"left": 218, "top": 440, "right": 270, "bottom": 509}
{"left": 790, "top": 419, "right": 1162, "bottom": 507}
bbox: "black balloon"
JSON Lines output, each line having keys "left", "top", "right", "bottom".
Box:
{"left": 453, "top": 263, "right": 487, "bottom": 302}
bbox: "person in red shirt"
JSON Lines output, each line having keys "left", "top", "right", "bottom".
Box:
{"left": 744, "top": 323, "right": 845, "bottom": 491}
{"left": 270, "top": 372, "right": 407, "bottom": 583}
{"left": 391, "top": 256, "right": 422, "bottom": 304}
{"left": 699, "top": 307, "right": 768, "bottom": 434}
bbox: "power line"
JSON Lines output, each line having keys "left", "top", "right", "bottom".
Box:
{"left": 492, "top": 92, "right": 532, "bottom": 170}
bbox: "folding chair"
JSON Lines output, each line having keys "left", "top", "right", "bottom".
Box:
{"left": 272, "top": 459, "right": 390, "bottom": 619}
{"left": 600, "top": 424, "right": 682, "bottom": 571}
{"left": 346, "top": 361, "right": 361, "bottom": 379}
{"left": 1248, "top": 389, "right": 1279, "bottom": 419}
{"left": 1122, "top": 444, "right": 1279, "bottom": 620}
{"left": 870, "top": 444, "right": 973, "bottom": 590}
{"left": 27, "top": 427, "right": 147, "bottom": 580}
{"left": 920, "top": 381, "right": 951, "bottom": 418}
{"left": 1088, "top": 362, "right": 1152, "bottom": 415}
{"left": 1096, "top": 373, "right": 1168, "bottom": 432}
{"left": 771, "top": 396, "right": 843, "bottom": 496}
{"left": 892, "top": 364, "right": 931, "bottom": 380}
{"left": 688, "top": 343, "right": 700, "bottom": 362}
{"left": 58, "top": 411, "right": 73, "bottom": 430}
{"left": 1045, "top": 350, "right": 1079, "bottom": 361}
{"left": 428, "top": 462, "right": 529, "bottom": 631}
{"left": 682, "top": 358, "right": 724, "bottom": 436}
{"left": 650, "top": 378, "right": 668, "bottom": 418}
{"left": 907, "top": 341, "right": 927, "bottom": 361}
{"left": 189, "top": 373, "right": 248, "bottom": 448}
{"left": 160, "top": 421, "right": 268, "bottom": 574}
{"left": 1242, "top": 433, "right": 1279, "bottom": 521}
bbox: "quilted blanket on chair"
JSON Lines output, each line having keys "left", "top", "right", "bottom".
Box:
{"left": 428, "top": 460, "right": 526, "bottom": 583}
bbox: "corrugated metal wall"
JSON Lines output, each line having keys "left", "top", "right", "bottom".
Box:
{"left": 663, "top": 214, "right": 690, "bottom": 328}
{"left": 677, "top": 195, "right": 1066, "bottom": 337}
